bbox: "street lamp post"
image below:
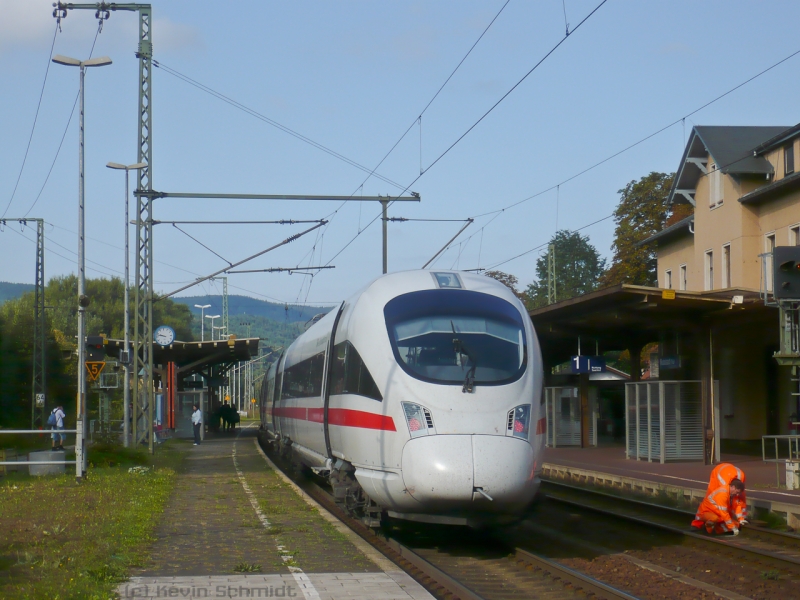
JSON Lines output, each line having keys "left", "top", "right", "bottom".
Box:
{"left": 195, "top": 304, "right": 211, "bottom": 341}
{"left": 206, "top": 315, "right": 220, "bottom": 340}
{"left": 107, "top": 161, "right": 147, "bottom": 449}
{"left": 52, "top": 54, "right": 112, "bottom": 479}
{"left": 212, "top": 325, "right": 224, "bottom": 342}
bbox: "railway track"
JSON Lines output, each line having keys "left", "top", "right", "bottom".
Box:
{"left": 535, "top": 479, "right": 800, "bottom": 598}
{"left": 542, "top": 479, "right": 800, "bottom": 566}
{"left": 260, "top": 438, "right": 638, "bottom": 600}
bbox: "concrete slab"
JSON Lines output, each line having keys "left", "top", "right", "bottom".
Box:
{"left": 120, "top": 571, "right": 430, "bottom": 598}
{"left": 27, "top": 450, "right": 65, "bottom": 476}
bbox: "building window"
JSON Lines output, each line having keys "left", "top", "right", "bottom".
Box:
{"left": 680, "top": 264, "right": 687, "bottom": 291}
{"left": 765, "top": 233, "right": 776, "bottom": 292}
{"left": 786, "top": 144, "right": 795, "bottom": 176}
{"left": 708, "top": 162, "right": 723, "bottom": 208}
{"left": 665, "top": 270, "right": 672, "bottom": 290}
{"left": 705, "top": 250, "right": 714, "bottom": 291}
{"left": 791, "top": 224, "right": 800, "bottom": 246}
{"left": 722, "top": 244, "right": 731, "bottom": 288}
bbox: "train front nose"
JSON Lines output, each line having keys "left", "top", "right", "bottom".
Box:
{"left": 401, "top": 435, "right": 537, "bottom": 509}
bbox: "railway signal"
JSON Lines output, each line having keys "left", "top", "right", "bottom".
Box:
{"left": 774, "top": 246, "right": 800, "bottom": 299}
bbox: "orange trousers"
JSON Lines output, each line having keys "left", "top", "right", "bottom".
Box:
{"left": 694, "top": 510, "right": 734, "bottom": 534}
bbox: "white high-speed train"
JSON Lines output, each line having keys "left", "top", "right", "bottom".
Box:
{"left": 258, "top": 270, "right": 545, "bottom": 527}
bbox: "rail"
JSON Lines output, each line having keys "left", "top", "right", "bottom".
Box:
{"left": 542, "top": 480, "right": 800, "bottom": 570}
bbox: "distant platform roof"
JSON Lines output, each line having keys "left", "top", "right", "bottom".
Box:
{"left": 104, "top": 337, "right": 259, "bottom": 371}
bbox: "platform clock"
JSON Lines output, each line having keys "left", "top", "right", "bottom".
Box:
{"left": 154, "top": 325, "right": 176, "bottom": 347}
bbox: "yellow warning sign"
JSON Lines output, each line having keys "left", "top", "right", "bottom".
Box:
{"left": 85, "top": 361, "right": 106, "bottom": 381}
{"left": 662, "top": 289, "right": 676, "bottom": 300}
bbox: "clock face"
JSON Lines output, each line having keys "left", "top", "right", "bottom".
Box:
{"left": 154, "top": 325, "right": 175, "bottom": 346}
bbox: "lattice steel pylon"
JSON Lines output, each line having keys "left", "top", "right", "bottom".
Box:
{"left": 54, "top": 2, "right": 154, "bottom": 452}
{"left": 2, "top": 218, "right": 45, "bottom": 427}
{"left": 32, "top": 219, "right": 45, "bottom": 428}
{"left": 547, "top": 243, "right": 557, "bottom": 305}
{"left": 211, "top": 276, "right": 229, "bottom": 337}
{"left": 133, "top": 6, "right": 154, "bottom": 453}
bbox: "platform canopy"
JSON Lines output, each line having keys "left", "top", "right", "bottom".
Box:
{"left": 528, "top": 284, "right": 771, "bottom": 367}
{"left": 103, "top": 337, "right": 259, "bottom": 384}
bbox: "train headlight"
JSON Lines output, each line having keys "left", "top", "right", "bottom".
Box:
{"left": 402, "top": 402, "right": 436, "bottom": 438}
{"left": 506, "top": 404, "right": 531, "bottom": 440}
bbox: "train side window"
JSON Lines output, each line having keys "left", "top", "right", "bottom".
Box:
{"left": 332, "top": 341, "right": 383, "bottom": 401}
{"left": 331, "top": 342, "right": 347, "bottom": 395}
{"left": 281, "top": 352, "right": 325, "bottom": 400}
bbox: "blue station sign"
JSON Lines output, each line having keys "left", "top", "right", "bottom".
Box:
{"left": 570, "top": 355, "right": 606, "bottom": 374}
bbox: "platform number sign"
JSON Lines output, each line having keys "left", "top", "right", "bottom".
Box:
{"left": 85, "top": 361, "right": 106, "bottom": 381}
{"left": 570, "top": 355, "right": 606, "bottom": 374}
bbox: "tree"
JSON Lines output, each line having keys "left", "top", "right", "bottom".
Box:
{"left": 484, "top": 270, "right": 522, "bottom": 298}
{"left": 0, "top": 276, "right": 195, "bottom": 428}
{"left": 522, "top": 230, "right": 606, "bottom": 309}
{"left": 600, "top": 172, "right": 676, "bottom": 287}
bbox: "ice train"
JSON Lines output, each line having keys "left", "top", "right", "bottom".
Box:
{"left": 258, "top": 270, "right": 545, "bottom": 526}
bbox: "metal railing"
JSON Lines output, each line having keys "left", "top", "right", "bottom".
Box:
{"left": 761, "top": 434, "right": 800, "bottom": 488}
{"left": 0, "top": 429, "right": 78, "bottom": 466}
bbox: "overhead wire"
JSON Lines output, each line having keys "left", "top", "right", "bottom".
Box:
{"left": 437, "top": 43, "right": 800, "bottom": 273}
{"left": 22, "top": 20, "right": 105, "bottom": 218}
{"left": 308, "top": 0, "right": 513, "bottom": 273}
{"left": 470, "top": 45, "right": 800, "bottom": 220}
{"left": 152, "top": 60, "right": 405, "bottom": 191}
{"left": 481, "top": 141, "right": 769, "bottom": 272}
{"left": 321, "top": 0, "right": 609, "bottom": 269}
{"left": 2, "top": 21, "right": 60, "bottom": 219}
{"left": 172, "top": 223, "right": 232, "bottom": 266}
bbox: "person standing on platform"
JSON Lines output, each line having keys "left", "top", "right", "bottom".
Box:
{"left": 191, "top": 404, "right": 202, "bottom": 446}
{"left": 50, "top": 405, "right": 66, "bottom": 451}
{"left": 691, "top": 463, "right": 747, "bottom": 535}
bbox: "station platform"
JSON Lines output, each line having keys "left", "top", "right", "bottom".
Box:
{"left": 542, "top": 445, "right": 800, "bottom": 528}
{"left": 118, "top": 427, "right": 432, "bottom": 600}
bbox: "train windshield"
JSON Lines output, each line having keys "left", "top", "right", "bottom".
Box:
{"left": 384, "top": 289, "right": 526, "bottom": 387}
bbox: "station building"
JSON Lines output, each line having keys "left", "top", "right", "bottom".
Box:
{"left": 532, "top": 123, "right": 800, "bottom": 463}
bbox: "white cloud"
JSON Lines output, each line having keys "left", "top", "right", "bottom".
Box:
{"left": 153, "top": 17, "right": 205, "bottom": 55}
{"left": 0, "top": 0, "right": 61, "bottom": 50}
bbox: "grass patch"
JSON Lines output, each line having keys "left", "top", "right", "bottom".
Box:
{"left": 761, "top": 569, "right": 780, "bottom": 580}
{"left": 87, "top": 442, "right": 149, "bottom": 469}
{"left": 233, "top": 562, "right": 262, "bottom": 573}
{"left": 0, "top": 439, "right": 187, "bottom": 598}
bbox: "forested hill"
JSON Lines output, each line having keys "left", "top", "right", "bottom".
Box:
{"left": 174, "top": 294, "right": 333, "bottom": 323}
{"left": 0, "top": 282, "right": 34, "bottom": 305}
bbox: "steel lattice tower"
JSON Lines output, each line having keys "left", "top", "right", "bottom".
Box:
{"left": 54, "top": 3, "right": 155, "bottom": 451}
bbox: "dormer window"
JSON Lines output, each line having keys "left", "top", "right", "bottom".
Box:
{"left": 708, "top": 162, "right": 723, "bottom": 208}
{"left": 785, "top": 144, "right": 795, "bottom": 176}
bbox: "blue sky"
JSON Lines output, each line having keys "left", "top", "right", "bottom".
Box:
{"left": 2, "top": 1, "right": 799, "bottom": 306}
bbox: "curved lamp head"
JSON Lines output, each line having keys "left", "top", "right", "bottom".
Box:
{"left": 52, "top": 55, "right": 112, "bottom": 68}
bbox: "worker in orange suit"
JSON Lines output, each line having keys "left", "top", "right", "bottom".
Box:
{"left": 691, "top": 463, "right": 747, "bottom": 535}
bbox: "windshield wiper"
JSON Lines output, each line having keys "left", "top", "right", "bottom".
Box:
{"left": 451, "top": 321, "right": 477, "bottom": 393}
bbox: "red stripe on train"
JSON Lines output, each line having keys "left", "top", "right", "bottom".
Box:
{"left": 328, "top": 408, "right": 396, "bottom": 431}
{"left": 272, "top": 406, "right": 396, "bottom": 431}
{"left": 535, "top": 417, "right": 546, "bottom": 435}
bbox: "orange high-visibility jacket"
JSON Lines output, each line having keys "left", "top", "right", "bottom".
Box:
{"left": 692, "top": 463, "right": 747, "bottom": 530}
{"left": 708, "top": 463, "right": 747, "bottom": 522}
